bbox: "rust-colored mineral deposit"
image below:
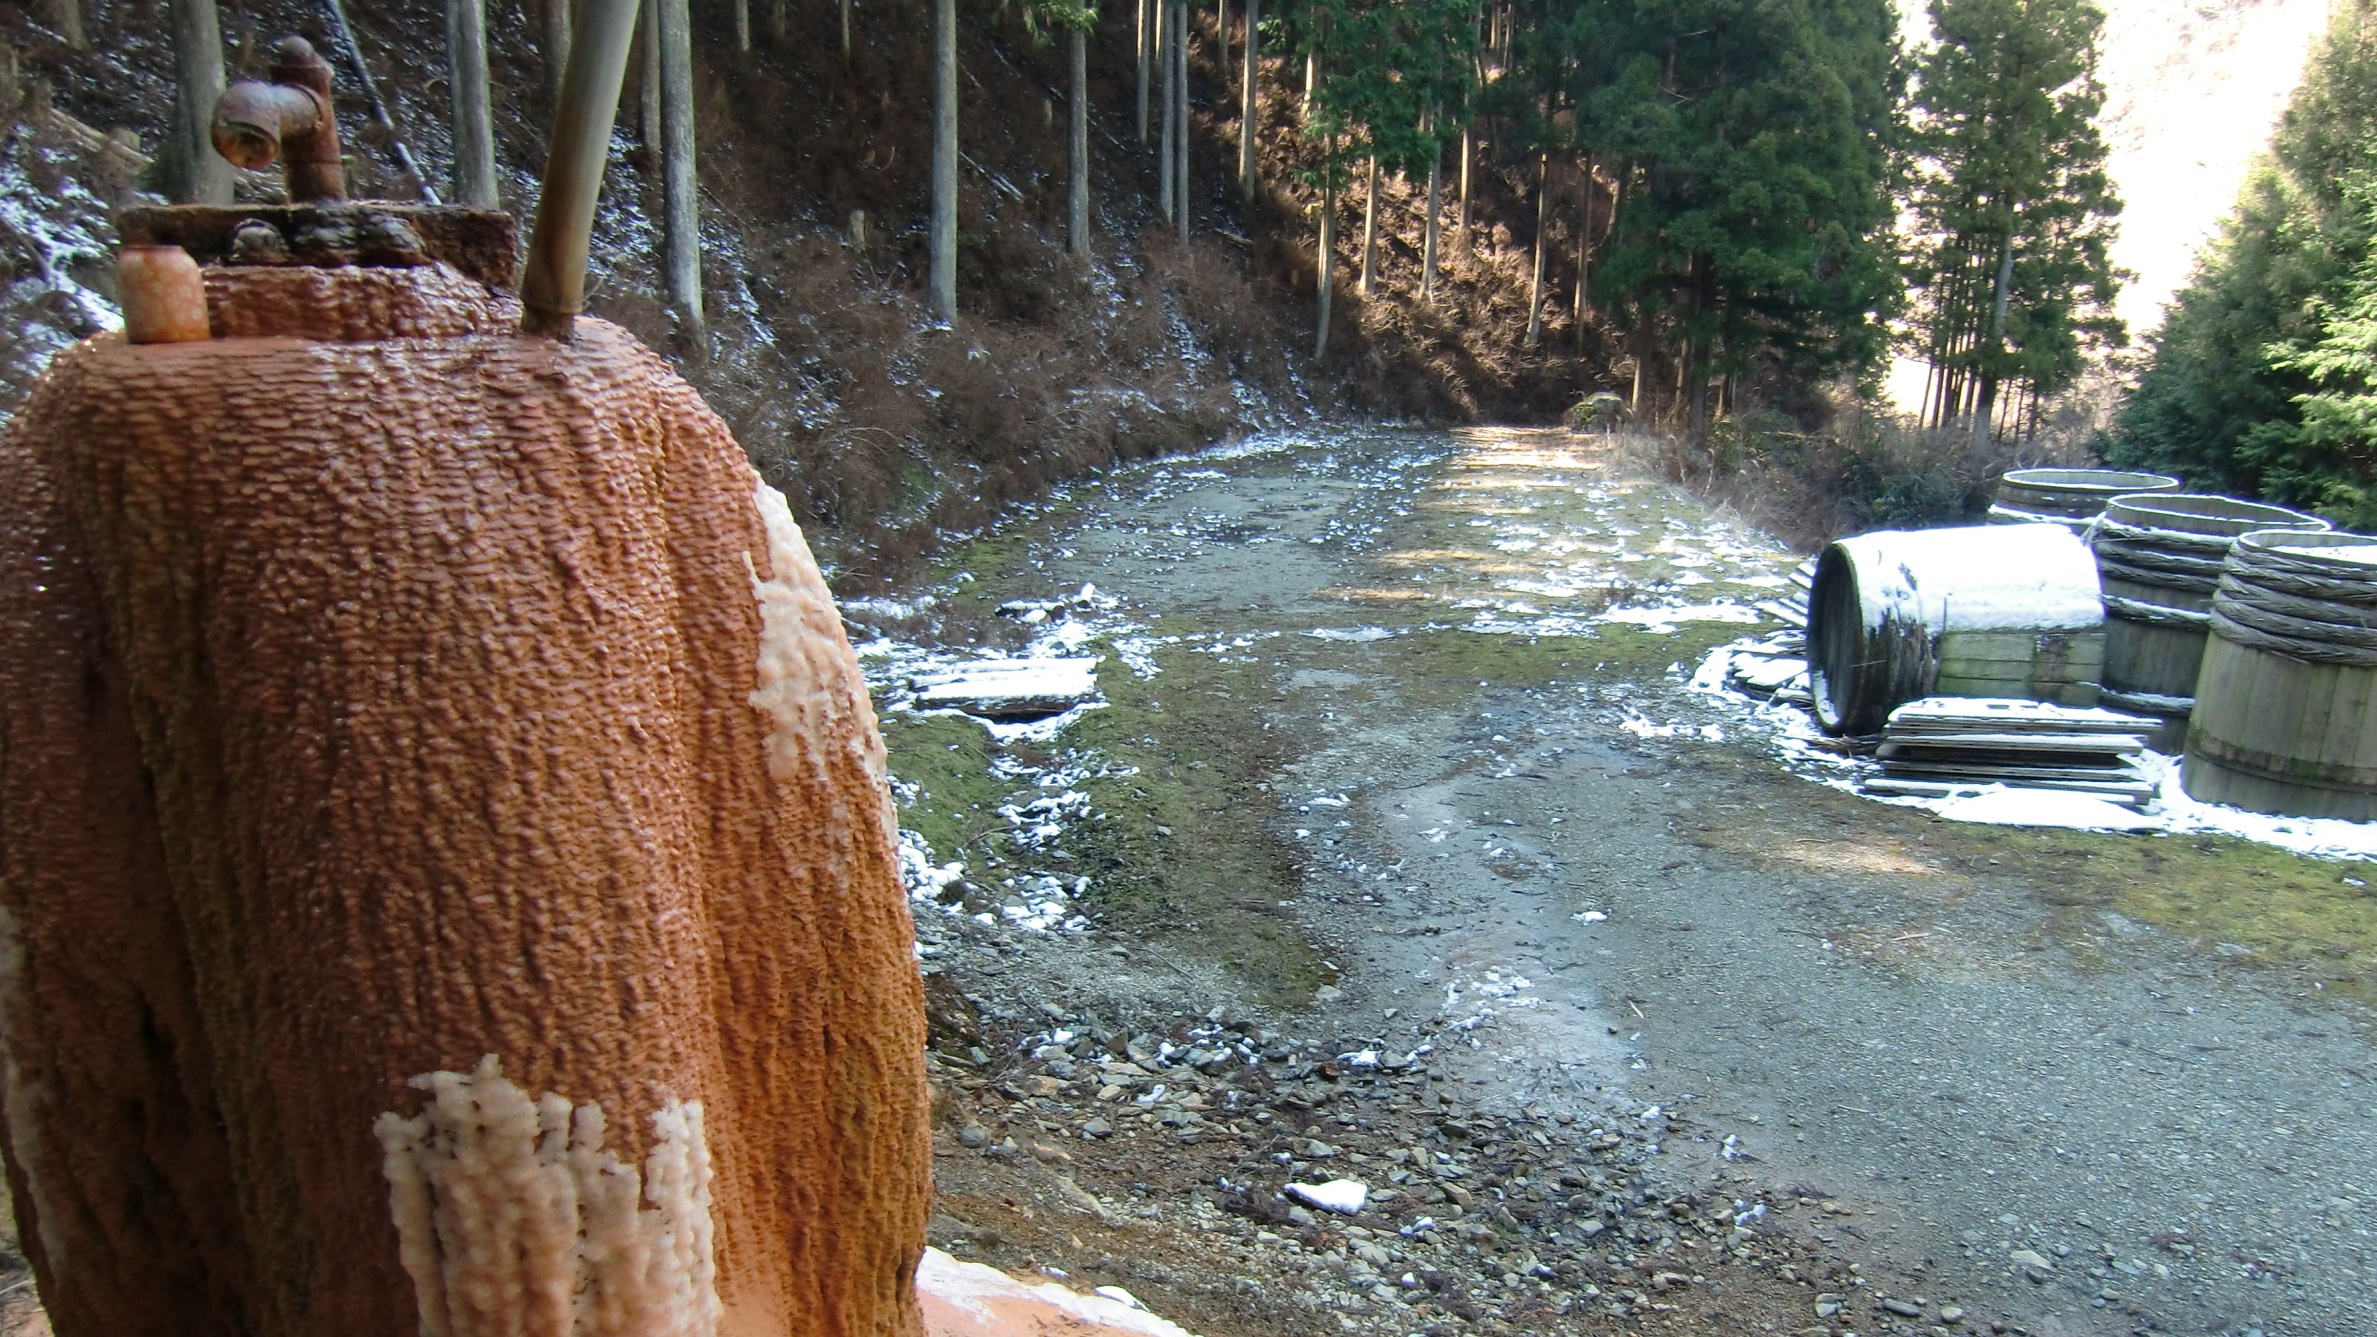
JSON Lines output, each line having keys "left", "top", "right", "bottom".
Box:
{"left": 0, "top": 263, "right": 930, "bottom": 1337}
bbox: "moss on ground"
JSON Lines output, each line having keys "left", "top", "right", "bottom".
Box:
{"left": 877, "top": 630, "right": 1326, "bottom": 1007}
{"left": 1060, "top": 646, "right": 1323, "bottom": 1007}
{"left": 877, "top": 712, "right": 1009, "bottom": 862}
{"left": 1670, "top": 743, "right": 2377, "bottom": 1006}
{"left": 1970, "top": 827, "right": 2377, "bottom": 1005}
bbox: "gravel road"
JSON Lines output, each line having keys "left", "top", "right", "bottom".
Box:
{"left": 891, "top": 426, "right": 2376, "bottom": 1337}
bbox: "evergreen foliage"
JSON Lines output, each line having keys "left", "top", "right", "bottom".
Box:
{"left": 2110, "top": 0, "right": 2377, "bottom": 522}
{"left": 1900, "top": 0, "right": 2124, "bottom": 439}
{"left": 1578, "top": 0, "right": 1903, "bottom": 423}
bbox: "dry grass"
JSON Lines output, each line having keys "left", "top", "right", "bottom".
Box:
{"left": 1622, "top": 399, "right": 2102, "bottom": 551}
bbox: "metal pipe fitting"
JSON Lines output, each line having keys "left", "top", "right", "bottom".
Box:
{"left": 212, "top": 36, "right": 347, "bottom": 202}
{"left": 520, "top": 0, "right": 643, "bottom": 339}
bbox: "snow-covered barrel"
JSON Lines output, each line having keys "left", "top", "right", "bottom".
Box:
{"left": 1988, "top": 467, "right": 2180, "bottom": 529}
{"left": 1808, "top": 524, "right": 2106, "bottom": 735}
{"left": 2185, "top": 531, "right": 2377, "bottom": 819}
{"left": 2092, "top": 493, "right": 2330, "bottom": 747}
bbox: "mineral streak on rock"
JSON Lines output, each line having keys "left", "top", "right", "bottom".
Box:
{"left": 0, "top": 264, "right": 930, "bottom": 1337}
{"left": 201, "top": 263, "right": 516, "bottom": 341}
{"left": 374, "top": 1056, "right": 719, "bottom": 1337}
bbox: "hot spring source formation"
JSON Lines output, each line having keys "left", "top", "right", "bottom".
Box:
{"left": 0, "top": 30, "right": 934, "bottom": 1336}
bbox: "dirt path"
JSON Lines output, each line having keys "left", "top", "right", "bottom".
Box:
{"left": 880, "top": 428, "right": 2376, "bottom": 1337}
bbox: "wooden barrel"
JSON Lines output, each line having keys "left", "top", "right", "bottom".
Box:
{"left": 2186, "top": 531, "right": 2377, "bottom": 819}
{"left": 1989, "top": 467, "right": 2181, "bottom": 529}
{"left": 1808, "top": 524, "right": 2106, "bottom": 735}
{"left": 2092, "top": 494, "right": 2330, "bottom": 749}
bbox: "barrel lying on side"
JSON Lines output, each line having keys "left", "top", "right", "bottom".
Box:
{"left": 1988, "top": 467, "right": 2180, "bottom": 530}
{"left": 2091, "top": 494, "right": 2330, "bottom": 749}
{"left": 2186, "top": 531, "right": 2377, "bottom": 820}
{"left": 1808, "top": 524, "right": 2106, "bottom": 735}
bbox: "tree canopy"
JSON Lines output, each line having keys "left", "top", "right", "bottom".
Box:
{"left": 1901, "top": 0, "right": 2124, "bottom": 437}
{"left": 2110, "top": 0, "right": 2377, "bottom": 524}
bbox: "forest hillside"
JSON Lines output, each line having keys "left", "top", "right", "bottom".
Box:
{"left": 0, "top": 0, "right": 1623, "bottom": 583}
{"left": 0, "top": 0, "right": 2352, "bottom": 575}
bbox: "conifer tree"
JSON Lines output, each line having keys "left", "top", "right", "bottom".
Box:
{"left": 1579, "top": 0, "right": 1901, "bottom": 430}
{"left": 2112, "top": 0, "right": 2377, "bottom": 505}
{"left": 1902, "top": 0, "right": 2123, "bottom": 442}
{"left": 2264, "top": 177, "right": 2377, "bottom": 524}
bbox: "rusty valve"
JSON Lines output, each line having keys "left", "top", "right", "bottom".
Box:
{"left": 212, "top": 35, "right": 346, "bottom": 202}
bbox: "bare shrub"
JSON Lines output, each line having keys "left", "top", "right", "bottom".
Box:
{"left": 1632, "top": 396, "right": 2106, "bottom": 551}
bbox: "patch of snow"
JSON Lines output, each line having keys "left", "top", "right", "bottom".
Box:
{"left": 1285, "top": 1179, "right": 1370, "bottom": 1215}
{"left": 1621, "top": 714, "right": 1725, "bottom": 742}
{"left": 1307, "top": 626, "right": 1398, "bottom": 643}
{"left": 1596, "top": 601, "right": 1765, "bottom": 632}
{"left": 898, "top": 828, "right": 968, "bottom": 907}
{"left": 1930, "top": 786, "right": 2162, "bottom": 832}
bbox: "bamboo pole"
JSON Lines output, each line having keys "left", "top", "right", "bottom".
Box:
{"left": 521, "top": 0, "right": 642, "bottom": 337}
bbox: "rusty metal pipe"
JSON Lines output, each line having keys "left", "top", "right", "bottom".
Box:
{"left": 211, "top": 36, "right": 346, "bottom": 202}
{"left": 520, "top": 0, "right": 642, "bottom": 339}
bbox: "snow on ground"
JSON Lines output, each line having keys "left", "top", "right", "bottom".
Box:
{"left": 1688, "top": 633, "right": 2377, "bottom": 861}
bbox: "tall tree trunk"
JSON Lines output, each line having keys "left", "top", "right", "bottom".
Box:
{"left": 1316, "top": 154, "right": 1335, "bottom": 362}
{"left": 1238, "top": 0, "right": 1259, "bottom": 207}
{"left": 1973, "top": 238, "right": 2015, "bottom": 451}
{"left": 1524, "top": 153, "right": 1547, "bottom": 348}
{"left": 639, "top": 0, "right": 661, "bottom": 162}
{"left": 448, "top": 0, "right": 500, "bottom": 209}
{"left": 1303, "top": 51, "right": 1314, "bottom": 114}
{"left": 543, "top": 0, "right": 573, "bottom": 106}
{"left": 1218, "top": 0, "right": 1230, "bottom": 104}
{"left": 1688, "top": 345, "right": 1708, "bottom": 438}
{"left": 1068, "top": 22, "right": 1090, "bottom": 256}
{"left": 1137, "top": 0, "right": 1153, "bottom": 143}
{"left": 658, "top": 0, "right": 705, "bottom": 351}
{"left": 1358, "top": 154, "right": 1378, "bottom": 298}
{"left": 930, "top": 0, "right": 959, "bottom": 324}
{"left": 1174, "top": 0, "right": 1189, "bottom": 236}
{"left": 1157, "top": 0, "right": 1175, "bottom": 221}
{"left": 168, "top": 0, "right": 232, "bottom": 204}
{"left": 1574, "top": 225, "right": 1588, "bottom": 349}
{"left": 41, "top": 0, "right": 83, "bottom": 49}
{"left": 1421, "top": 129, "right": 1440, "bottom": 304}
{"left": 1572, "top": 159, "right": 1592, "bottom": 350}
{"left": 1456, "top": 127, "right": 1471, "bottom": 244}
{"left": 839, "top": 0, "right": 850, "bottom": 58}
{"left": 733, "top": 0, "right": 750, "bottom": 53}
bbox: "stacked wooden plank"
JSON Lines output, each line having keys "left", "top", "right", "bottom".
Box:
{"left": 1725, "top": 561, "right": 1814, "bottom": 705}
{"left": 1865, "top": 697, "right": 2157, "bottom": 806}
{"left": 1752, "top": 562, "right": 1813, "bottom": 632}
